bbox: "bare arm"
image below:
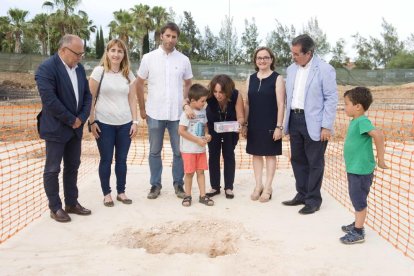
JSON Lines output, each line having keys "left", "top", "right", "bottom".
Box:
{"left": 182, "top": 79, "right": 195, "bottom": 119}
{"left": 368, "top": 129, "right": 388, "bottom": 169}
{"left": 88, "top": 77, "right": 101, "bottom": 138}
{"left": 235, "top": 93, "right": 245, "bottom": 127}
{"left": 134, "top": 77, "right": 147, "bottom": 119}
{"left": 128, "top": 81, "right": 138, "bottom": 138}
{"left": 241, "top": 78, "right": 250, "bottom": 138}
{"left": 274, "top": 75, "right": 286, "bottom": 141}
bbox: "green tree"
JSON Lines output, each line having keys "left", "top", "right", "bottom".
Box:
{"left": 109, "top": 9, "right": 135, "bottom": 49}
{"left": 266, "top": 20, "right": 296, "bottom": 67}
{"left": 329, "top": 38, "right": 347, "bottom": 68}
{"left": 370, "top": 18, "right": 404, "bottom": 67}
{"left": 352, "top": 33, "right": 374, "bottom": 69}
{"left": 302, "top": 17, "right": 330, "bottom": 57}
{"left": 199, "top": 26, "right": 217, "bottom": 62}
{"left": 179, "top": 11, "right": 200, "bottom": 59}
{"left": 30, "top": 13, "right": 49, "bottom": 55}
{"left": 0, "top": 16, "right": 13, "bottom": 52}
{"left": 150, "top": 6, "right": 169, "bottom": 47}
{"left": 218, "top": 15, "right": 240, "bottom": 64}
{"left": 130, "top": 4, "right": 152, "bottom": 57}
{"left": 405, "top": 33, "right": 414, "bottom": 53}
{"left": 7, "top": 8, "right": 29, "bottom": 53}
{"left": 241, "top": 18, "right": 260, "bottom": 64}
{"left": 387, "top": 51, "right": 414, "bottom": 68}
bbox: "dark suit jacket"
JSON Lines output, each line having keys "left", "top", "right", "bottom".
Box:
{"left": 35, "top": 54, "right": 92, "bottom": 143}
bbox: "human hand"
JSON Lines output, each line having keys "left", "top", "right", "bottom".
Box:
{"left": 91, "top": 123, "right": 101, "bottom": 139}
{"left": 241, "top": 125, "right": 247, "bottom": 138}
{"left": 130, "top": 123, "right": 137, "bottom": 138}
{"left": 320, "top": 128, "right": 331, "bottom": 142}
{"left": 204, "top": 134, "right": 212, "bottom": 143}
{"left": 72, "top": 117, "right": 82, "bottom": 129}
{"left": 377, "top": 159, "right": 389, "bottom": 169}
{"left": 273, "top": 128, "right": 282, "bottom": 141}
{"left": 184, "top": 105, "right": 196, "bottom": 119}
{"left": 196, "top": 137, "right": 207, "bottom": 147}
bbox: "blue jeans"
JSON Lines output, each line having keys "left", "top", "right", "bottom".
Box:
{"left": 96, "top": 121, "right": 132, "bottom": 196}
{"left": 146, "top": 116, "right": 184, "bottom": 187}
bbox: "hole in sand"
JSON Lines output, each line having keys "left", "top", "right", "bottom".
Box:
{"left": 110, "top": 219, "right": 244, "bottom": 258}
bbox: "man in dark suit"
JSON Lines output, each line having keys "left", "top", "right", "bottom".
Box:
{"left": 35, "top": 34, "right": 92, "bottom": 222}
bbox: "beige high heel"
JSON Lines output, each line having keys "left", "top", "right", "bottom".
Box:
{"left": 259, "top": 189, "right": 273, "bottom": 203}
{"left": 250, "top": 185, "right": 264, "bottom": 201}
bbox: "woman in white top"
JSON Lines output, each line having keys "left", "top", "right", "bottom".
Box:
{"left": 88, "top": 39, "right": 138, "bottom": 207}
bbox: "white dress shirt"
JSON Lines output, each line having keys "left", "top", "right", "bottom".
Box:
{"left": 59, "top": 56, "right": 79, "bottom": 107}
{"left": 292, "top": 57, "right": 313, "bottom": 110}
{"left": 137, "top": 46, "right": 193, "bottom": 121}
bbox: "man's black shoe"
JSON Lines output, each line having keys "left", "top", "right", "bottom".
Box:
{"left": 147, "top": 185, "right": 161, "bottom": 199}
{"left": 298, "top": 205, "right": 320, "bottom": 215}
{"left": 282, "top": 198, "right": 305, "bottom": 206}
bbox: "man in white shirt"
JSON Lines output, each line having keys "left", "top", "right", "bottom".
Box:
{"left": 135, "top": 22, "right": 193, "bottom": 199}
{"left": 282, "top": 34, "right": 338, "bottom": 214}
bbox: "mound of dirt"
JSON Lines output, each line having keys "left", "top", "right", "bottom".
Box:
{"left": 110, "top": 219, "right": 245, "bottom": 258}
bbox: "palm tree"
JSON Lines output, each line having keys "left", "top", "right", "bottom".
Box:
{"left": 130, "top": 4, "right": 153, "bottom": 56}
{"left": 0, "top": 16, "right": 13, "bottom": 52}
{"left": 7, "top": 8, "right": 29, "bottom": 53}
{"left": 42, "top": 0, "right": 83, "bottom": 35}
{"left": 108, "top": 9, "right": 135, "bottom": 48}
{"left": 31, "top": 13, "right": 49, "bottom": 55}
{"left": 150, "top": 6, "right": 169, "bottom": 47}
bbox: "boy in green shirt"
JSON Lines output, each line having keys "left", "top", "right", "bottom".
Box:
{"left": 341, "top": 87, "right": 388, "bottom": 244}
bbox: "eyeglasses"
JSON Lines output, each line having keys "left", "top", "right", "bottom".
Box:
{"left": 256, "top": 56, "right": 271, "bottom": 61}
{"left": 65, "top": 47, "right": 85, "bottom": 58}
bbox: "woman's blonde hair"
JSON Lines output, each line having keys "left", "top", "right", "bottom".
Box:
{"left": 99, "top": 38, "right": 131, "bottom": 83}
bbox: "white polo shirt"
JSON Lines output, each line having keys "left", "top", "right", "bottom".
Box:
{"left": 137, "top": 46, "right": 193, "bottom": 121}
{"left": 292, "top": 57, "right": 313, "bottom": 110}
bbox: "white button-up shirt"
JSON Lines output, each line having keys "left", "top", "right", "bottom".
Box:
{"left": 59, "top": 56, "right": 79, "bottom": 107}
{"left": 292, "top": 57, "right": 313, "bottom": 110}
{"left": 137, "top": 46, "right": 193, "bottom": 121}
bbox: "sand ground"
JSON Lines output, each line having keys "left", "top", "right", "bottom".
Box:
{"left": 0, "top": 166, "right": 413, "bottom": 276}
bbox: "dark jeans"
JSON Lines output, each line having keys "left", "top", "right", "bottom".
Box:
{"left": 289, "top": 112, "right": 327, "bottom": 207}
{"left": 208, "top": 132, "right": 237, "bottom": 190}
{"left": 96, "top": 121, "right": 132, "bottom": 196}
{"left": 44, "top": 136, "right": 81, "bottom": 212}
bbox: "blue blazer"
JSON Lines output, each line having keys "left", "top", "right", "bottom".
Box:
{"left": 35, "top": 54, "right": 92, "bottom": 143}
{"left": 284, "top": 55, "right": 338, "bottom": 141}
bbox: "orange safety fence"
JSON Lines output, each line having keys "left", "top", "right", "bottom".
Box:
{"left": 0, "top": 103, "right": 413, "bottom": 260}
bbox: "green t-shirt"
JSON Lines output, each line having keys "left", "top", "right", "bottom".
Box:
{"left": 344, "top": 115, "right": 376, "bottom": 174}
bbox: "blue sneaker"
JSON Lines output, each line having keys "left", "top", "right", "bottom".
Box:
{"left": 340, "top": 229, "right": 365, "bottom": 244}
{"left": 341, "top": 222, "right": 355, "bottom": 233}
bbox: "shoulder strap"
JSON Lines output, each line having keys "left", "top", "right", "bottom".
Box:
{"left": 94, "top": 70, "right": 105, "bottom": 107}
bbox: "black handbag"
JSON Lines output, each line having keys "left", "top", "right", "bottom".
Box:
{"left": 88, "top": 71, "right": 105, "bottom": 132}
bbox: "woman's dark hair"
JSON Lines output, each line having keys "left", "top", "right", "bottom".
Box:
{"left": 252, "top": 46, "right": 276, "bottom": 71}
{"left": 208, "top": 74, "right": 235, "bottom": 100}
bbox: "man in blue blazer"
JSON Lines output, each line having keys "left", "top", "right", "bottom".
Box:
{"left": 36, "top": 34, "right": 92, "bottom": 222}
{"left": 282, "top": 34, "right": 338, "bottom": 214}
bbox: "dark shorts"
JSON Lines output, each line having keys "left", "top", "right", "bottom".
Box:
{"left": 347, "top": 173, "right": 374, "bottom": 211}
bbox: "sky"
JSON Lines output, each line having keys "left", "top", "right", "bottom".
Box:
{"left": 1, "top": 0, "right": 413, "bottom": 59}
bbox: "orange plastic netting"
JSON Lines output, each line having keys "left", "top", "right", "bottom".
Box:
{"left": 0, "top": 103, "right": 413, "bottom": 259}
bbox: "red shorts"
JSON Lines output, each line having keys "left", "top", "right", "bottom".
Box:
{"left": 181, "top": 152, "right": 208, "bottom": 173}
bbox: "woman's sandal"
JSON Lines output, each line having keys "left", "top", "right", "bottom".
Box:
{"left": 225, "top": 189, "right": 234, "bottom": 199}
{"left": 182, "top": 196, "right": 192, "bottom": 207}
{"left": 250, "top": 185, "right": 264, "bottom": 201}
{"left": 259, "top": 189, "right": 272, "bottom": 203}
{"left": 199, "top": 195, "right": 214, "bottom": 206}
{"left": 103, "top": 199, "right": 114, "bottom": 207}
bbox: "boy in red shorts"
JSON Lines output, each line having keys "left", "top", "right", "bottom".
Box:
{"left": 178, "top": 84, "right": 213, "bottom": 207}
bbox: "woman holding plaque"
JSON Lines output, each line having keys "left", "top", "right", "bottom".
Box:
{"left": 205, "top": 74, "right": 245, "bottom": 199}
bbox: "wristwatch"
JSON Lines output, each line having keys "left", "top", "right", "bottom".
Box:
{"left": 275, "top": 125, "right": 283, "bottom": 130}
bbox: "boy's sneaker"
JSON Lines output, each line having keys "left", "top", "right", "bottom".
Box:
{"left": 340, "top": 229, "right": 365, "bottom": 244}
{"left": 341, "top": 222, "right": 355, "bottom": 233}
{"left": 173, "top": 183, "right": 186, "bottom": 199}
{"left": 147, "top": 185, "right": 161, "bottom": 199}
